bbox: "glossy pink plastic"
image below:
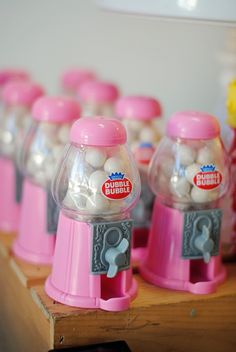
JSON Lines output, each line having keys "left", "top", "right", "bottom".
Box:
{"left": 0, "top": 69, "right": 29, "bottom": 87}
{"left": 45, "top": 117, "right": 139, "bottom": 311}
{"left": 32, "top": 96, "right": 81, "bottom": 123}
{"left": 78, "top": 80, "right": 119, "bottom": 103}
{"left": 70, "top": 116, "right": 127, "bottom": 146}
{"left": 115, "top": 96, "right": 162, "bottom": 120}
{"left": 61, "top": 69, "right": 96, "bottom": 92}
{"left": 0, "top": 158, "right": 20, "bottom": 233}
{"left": 140, "top": 111, "right": 227, "bottom": 294}
{"left": 45, "top": 213, "right": 137, "bottom": 311}
{"left": 13, "top": 180, "right": 56, "bottom": 264}
{"left": 140, "top": 199, "right": 226, "bottom": 294}
{"left": 2, "top": 81, "right": 44, "bottom": 108}
{"left": 13, "top": 96, "right": 80, "bottom": 264}
{"left": 167, "top": 111, "right": 220, "bottom": 140}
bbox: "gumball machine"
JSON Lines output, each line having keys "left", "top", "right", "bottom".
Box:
{"left": 78, "top": 80, "right": 119, "bottom": 117}
{"left": 115, "top": 96, "right": 162, "bottom": 263}
{"left": 45, "top": 117, "right": 141, "bottom": 311}
{"left": 61, "top": 68, "right": 96, "bottom": 97}
{"left": 140, "top": 111, "right": 229, "bottom": 294}
{"left": 0, "top": 81, "right": 44, "bottom": 234}
{"left": 13, "top": 97, "right": 81, "bottom": 264}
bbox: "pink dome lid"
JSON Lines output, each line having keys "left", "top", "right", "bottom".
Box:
{"left": 61, "top": 68, "right": 96, "bottom": 91}
{"left": 0, "top": 69, "right": 30, "bottom": 86}
{"left": 32, "top": 96, "right": 80, "bottom": 123}
{"left": 70, "top": 116, "right": 127, "bottom": 146}
{"left": 115, "top": 96, "right": 162, "bottom": 120}
{"left": 2, "top": 81, "right": 44, "bottom": 108}
{"left": 167, "top": 111, "right": 220, "bottom": 140}
{"left": 32, "top": 96, "right": 81, "bottom": 123}
{"left": 78, "top": 80, "right": 119, "bottom": 103}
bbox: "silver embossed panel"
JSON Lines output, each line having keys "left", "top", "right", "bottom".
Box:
{"left": 91, "top": 220, "right": 133, "bottom": 276}
{"left": 182, "top": 208, "right": 222, "bottom": 260}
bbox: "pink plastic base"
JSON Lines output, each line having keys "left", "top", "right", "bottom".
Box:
{"left": 131, "top": 227, "right": 149, "bottom": 265}
{"left": 140, "top": 198, "right": 226, "bottom": 294}
{"left": 45, "top": 275, "right": 137, "bottom": 312}
{"left": 13, "top": 240, "right": 53, "bottom": 265}
{"left": 140, "top": 261, "right": 226, "bottom": 294}
{"left": 13, "top": 179, "right": 55, "bottom": 265}
{"left": 0, "top": 157, "right": 20, "bottom": 233}
{"left": 45, "top": 212, "right": 137, "bottom": 311}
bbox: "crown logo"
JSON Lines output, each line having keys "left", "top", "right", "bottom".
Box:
{"left": 200, "top": 164, "right": 216, "bottom": 172}
{"left": 108, "top": 172, "right": 125, "bottom": 180}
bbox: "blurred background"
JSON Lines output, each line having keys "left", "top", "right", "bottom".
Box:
{"left": 0, "top": 0, "right": 234, "bottom": 119}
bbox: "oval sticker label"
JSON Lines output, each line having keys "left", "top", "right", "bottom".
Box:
{"left": 193, "top": 164, "right": 222, "bottom": 190}
{"left": 102, "top": 172, "right": 133, "bottom": 200}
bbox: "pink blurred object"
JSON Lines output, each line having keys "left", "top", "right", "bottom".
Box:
{"left": 0, "top": 158, "right": 20, "bottom": 233}
{"left": 32, "top": 96, "right": 81, "bottom": 123}
{"left": 13, "top": 180, "right": 56, "bottom": 264}
{"left": 78, "top": 80, "right": 119, "bottom": 117}
{"left": 115, "top": 96, "right": 162, "bottom": 120}
{"left": 2, "top": 81, "right": 44, "bottom": 108}
{"left": 13, "top": 96, "right": 80, "bottom": 264}
{"left": 61, "top": 68, "right": 96, "bottom": 95}
{"left": 141, "top": 199, "right": 226, "bottom": 294}
{"left": 0, "top": 81, "right": 44, "bottom": 235}
{"left": 0, "top": 69, "right": 30, "bottom": 87}
{"left": 115, "top": 96, "right": 162, "bottom": 266}
{"left": 78, "top": 80, "right": 119, "bottom": 103}
{"left": 45, "top": 117, "right": 141, "bottom": 311}
{"left": 140, "top": 111, "right": 228, "bottom": 294}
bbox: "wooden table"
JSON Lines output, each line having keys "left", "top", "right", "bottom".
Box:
{"left": 0, "top": 232, "right": 236, "bottom": 352}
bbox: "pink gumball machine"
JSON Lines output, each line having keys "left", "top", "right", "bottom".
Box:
{"left": 0, "top": 81, "right": 44, "bottom": 234}
{"left": 140, "top": 111, "right": 229, "bottom": 294}
{"left": 45, "top": 117, "right": 141, "bottom": 311}
{"left": 61, "top": 68, "right": 96, "bottom": 97}
{"left": 115, "top": 96, "right": 162, "bottom": 264}
{"left": 78, "top": 80, "right": 120, "bottom": 117}
{"left": 13, "top": 96, "right": 81, "bottom": 264}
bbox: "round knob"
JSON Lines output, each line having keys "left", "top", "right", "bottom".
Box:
{"left": 194, "top": 225, "right": 214, "bottom": 263}
{"left": 105, "top": 238, "right": 129, "bottom": 278}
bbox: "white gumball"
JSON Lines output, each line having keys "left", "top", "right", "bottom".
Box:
{"left": 86, "top": 194, "right": 110, "bottom": 214}
{"left": 139, "top": 126, "right": 158, "bottom": 143}
{"left": 104, "top": 156, "right": 125, "bottom": 174}
{"left": 191, "top": 187, "right": 211, "bottom": 203}
{"left": 176, "top": 144, "right": 196, "bottom": 166}
{"left": 63, "top": 190, "right": 88, "bottom": 210}
{"left": 58, "top": 124, "right": 70, "bottom": 144}
{"left": 27, "top": 152, "right": 45, "bottom": 172}
{"left": 170, "top": 176, "right": 191, "bottom": 198}
{"left": 89, "top": 170, "right": 107, "bottom": 193}
{"left": 85, "top": 147, "right": 107, "bottom": 168}
{"left": 185, "top": 163, "right": 201, "bottom": 184}
{"left": 197, "top": 146, "right": 215, "bottom": 164}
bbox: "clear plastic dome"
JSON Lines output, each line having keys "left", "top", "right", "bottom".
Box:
{"left": 20, "top": 120, "right": 73, "bottom": 189}
{"left": 52, "top": 143, "right": 141, "bottom": 221}
{"left": 149, "top": 136, "right": 229, "bottom": 209}
{"left": 0, "top": 105, "right": 31, "bottom": 161}
{"left": 122, "top": 118, "right": 162, "bottom": 153}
